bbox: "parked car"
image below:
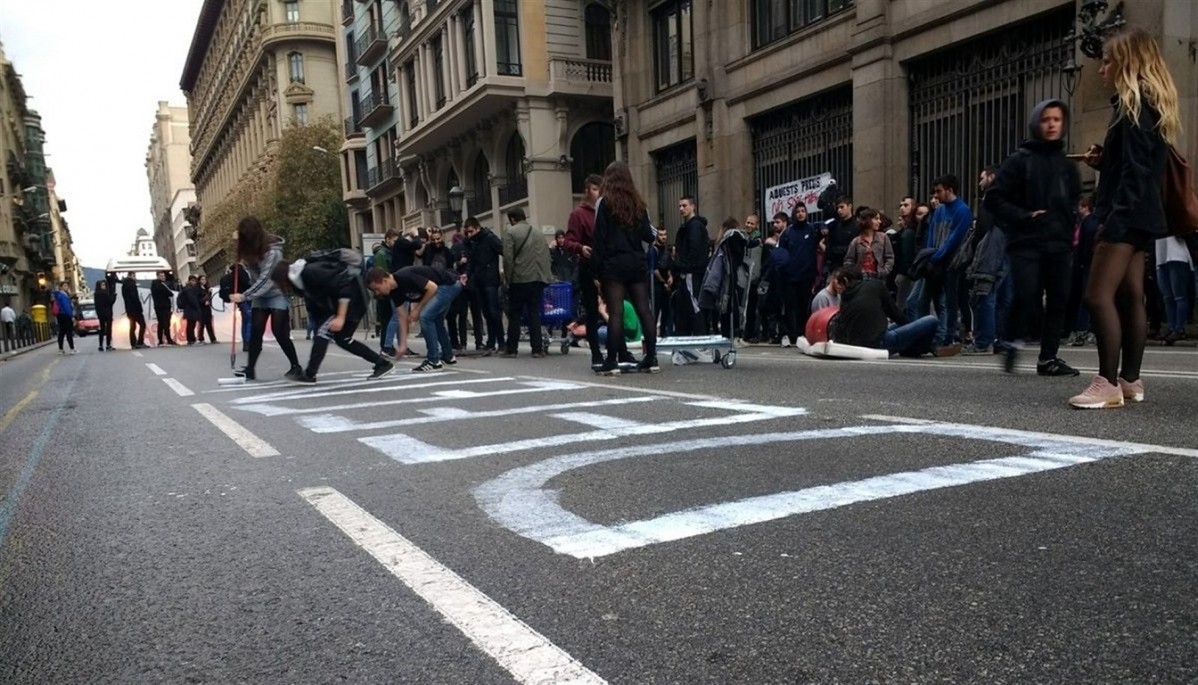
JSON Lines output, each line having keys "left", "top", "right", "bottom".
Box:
{"left": 75, "top": 299, "right": 99, "bottom": 336}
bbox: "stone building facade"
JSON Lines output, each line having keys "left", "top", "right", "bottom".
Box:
{"left": 145, "top": 101, "right": 197, "bottom": 279}
{"left": 181, "top": 0, "right": 346, "bottom": 274}
{"left": 334, "top": 0, "right": 618, "bottom": 245}
{"left": 612, "top": 0, "right": 1198, "bottom": 234}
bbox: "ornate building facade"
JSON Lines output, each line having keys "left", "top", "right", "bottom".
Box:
{"left": 145, "top": 101, "right": 197, "bottom": 280}
{"left": 181, "top": 0, "right": 345, "bottom": 275}
{"left": 334, "top": 0, "right": 617, "bottom": 244}
{"left": 612, "top": 0, "right": 1198, "bottom": 233}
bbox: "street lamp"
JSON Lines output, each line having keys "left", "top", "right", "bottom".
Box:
{"left": 448, "top": 185, "right": 465, "bottom": 214}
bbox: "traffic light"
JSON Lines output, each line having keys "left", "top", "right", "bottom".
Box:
{"left": 36, "top": 271, "right": 47, "bottom": 289}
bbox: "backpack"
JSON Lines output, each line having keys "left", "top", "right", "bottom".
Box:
{"left": 1164, "top": 145, "right": 1198, "bottom": 237}
{"left": 304, "top": 248, "right": 369, "bottom": 303}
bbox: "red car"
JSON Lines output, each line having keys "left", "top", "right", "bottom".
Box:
{"left": 75, "top": 299, "right": 100, "bottom": 336}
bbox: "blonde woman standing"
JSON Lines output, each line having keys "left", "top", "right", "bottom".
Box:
{"left": 1070, "top": 29, "right": 1180, "bottom": 409}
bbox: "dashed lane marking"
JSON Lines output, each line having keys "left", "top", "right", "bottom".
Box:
{"left": 192, "top": 403, "right": 280, "bottom": 458}
{"left": 299, "top": 486, "right": 607, "bottom": 685}
{"left": 146, "top": 363, "right": 167, "bottom": 376}
{"left": 162, "top": 378, "right": 195, "bottom": 397}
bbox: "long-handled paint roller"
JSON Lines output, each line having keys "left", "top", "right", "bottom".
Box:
{"left": 217, "top": 263, "right": 246, "bottom": 386}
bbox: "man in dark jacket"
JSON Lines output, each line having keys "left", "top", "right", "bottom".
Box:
{"left": 830, "top": 266, "right": 960, "bottom": 358}
{"left": 120, "top": 271, "right": 146, "bottom": 348}
{"left": 823, "top": 197, "right": 857, "bottom": 282}
{"left": 672, "top": 195, "right": 709, "bottom": 335}
{"left": 150, "top": 271, "right": 177, "bottom": 346}
{"left": 779, "top": 206, "right": 820, "bottom": 346}
{"left": 649, "top": 226, "right": 674, "bottom": 338}
{"left": 464, "top": 217, "right": 505, "bottom": 351}
{"left": 984, "top": 98, "right": 1082, "bottom": 377}
{"left": 450, "top": 233, "right": 482, "bottom": 350}
{"left": 177, "top": 275, "right": 203, "bottom": 344}
{"left": 270, "top": 257, "right": 394, "bottom": 383}
{"left": 94, "top": 278, "right": 117, "bottom": 351}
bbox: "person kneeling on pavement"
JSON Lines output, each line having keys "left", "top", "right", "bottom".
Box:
{"left": 829, "top": 266, "right": 962, "bottom": 358}
{"left": 367, "top": 265, "right": 462, "bottom": 373}
{"left": 270, "top": 256, "right": 395, "bottom": 384}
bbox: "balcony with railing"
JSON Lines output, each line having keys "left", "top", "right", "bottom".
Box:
{"left": 548, "top": 57, "right": 613, "bottom": 98}
{"left": 344, "top": 60, "right": 360, "bottom": 83}
{"left": 357, "top": 89, "right": 394, "bottom": 129}
{"left": 355, "top": 25, "right": 388, "bottom": 66}
{"left": 261, "top": 22, "right": 336, "bottom": 49}
{"left": 344, "top": 116, "right": 364, "bottom": 138}
{"left": 341, "top": 0, "right": 354, "bottom": 25}
{"left": 366, "top": 157, "right": 402, "bottom": 196}
{"left": 497, "top": 177, "right": 528, "bottom": 207}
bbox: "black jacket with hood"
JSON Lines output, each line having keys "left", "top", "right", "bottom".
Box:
{"left": 94, "top": 281, "right": 117, "bottom": 319}
{"left": 673, "top": 214, "right": 709, "bottom": 275}
{"left": 1093, "top": 96, "right": 1168, "bottom": 240}
{"left": 151, "top": 279, "right": 175, "bottom": 311}
{"left": 121, "top": 276, "right": 143, "bottom": 314}
{"left": 983, "top": 99, "right": 1082, "bottom": 254}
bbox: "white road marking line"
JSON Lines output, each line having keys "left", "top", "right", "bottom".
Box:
{"left": 552, "top": 412, "right": 645, "bottom": 431}
{"left": 203, "top": 370, "right": 375, "bottom": 393}
{"left": 192, "top": 403, "right": 280, "bottom": 458}
{"left": 132, "top": 351, "right": 144, "bottom": 357}
{"left": 522, "top": 376, "right": 723, "bottom": 401}
{"left": 229, "top": 372, "right": 483, "bottom": 405}
{"left": 754, "top": 351, "right": 1198, "bottom": 379}
{"left": 162, "top": 378, "right": 195, "bottom": 397}
{"left": 297, "top": 396, "right": 659, "bottom": 434}
{"left": 860, "top": 414, "right": 1198, "bottom": 458}
{"left": 236, "top": 380, "right": 584, "bottom": 417}
{"left": 145, "top": 363, "right": 167, "bottom": 376}
{"left": 365, "top": 403, "right": 808, "bottom": 464}
{"left": 475, "top": 423, "right": 1146, "bottom": 559}
{"left": 298, "top": 486, "right": 607, "bottom": 685}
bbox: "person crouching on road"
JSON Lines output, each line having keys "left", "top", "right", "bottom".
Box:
{"left": 367, "top": 265, "right": 462, "bottom": 373}
{"left": 269, "top": 259, "right": 395, "bottom": 384}
{"left": 829, "top": 266, "right": 962, "bottom": 358}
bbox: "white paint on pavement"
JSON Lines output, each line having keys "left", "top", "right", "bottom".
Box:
{"left": 298, "top": 486, "right": 607, "bottom": 685}
{"left": 145, "top": 363, "right": 167, "bottom": 376}
{"left": 860, "top": 414, "right": 1198, "bottom": 458}
{"left": 475, "top": 422, "right": 1150, "bottom": 559}
{"left": 551, "top": 412, "right": 646, "bottom": 431}
{"left": 297, "top": 396, "right": 658, "bottom": 434}
{"left": 237, "top": 380, "right": 585, "bottom": 417}
{"left": 192, "top": 403, "right": 280, "bottom": 458}
{"left": 365, "top": 402, "right": 807, "bottom": 464}
{"left": 132, "top": 351, "right": 144, "bottom": 358}
{"left": 229, "top": 372, "right": 478, "bottom": 405}
{"left": 162, "top": 378, "right": 195, "bottom": 397}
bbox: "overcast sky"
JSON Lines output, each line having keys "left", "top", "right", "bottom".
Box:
{"left": 1, "top": 0, "right": 205, "bottom": 268}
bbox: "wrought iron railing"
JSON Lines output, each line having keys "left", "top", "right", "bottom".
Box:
{"left": 498, "top": 177, "right": 528, "bottom": 206}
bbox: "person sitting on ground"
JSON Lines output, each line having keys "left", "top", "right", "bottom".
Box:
{"left": 270, "top": 256, "right": 395, "bottom": 384}
{"left": 829, "top": 266, "right": 962, "bottom": 358}
{"left": 810, "top": 268, "right": 846, "bottom": 312}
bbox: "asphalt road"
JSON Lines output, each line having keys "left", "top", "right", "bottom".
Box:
{"left": 1, "top": 335, "right": 1195, "bottom": 684}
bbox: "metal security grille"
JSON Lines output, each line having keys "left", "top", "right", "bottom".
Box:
{"left": 654, "top": 140, "right": 698, "bottom": 230}
{"left": 908, "top": 9, "right": 1072, "bottom": 209}
{"left": 751, "top": 87, "right": 852, "bottom": 223}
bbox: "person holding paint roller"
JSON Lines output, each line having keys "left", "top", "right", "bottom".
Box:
{"left": 228, "top": 217, "right": 303, "bottom": 382}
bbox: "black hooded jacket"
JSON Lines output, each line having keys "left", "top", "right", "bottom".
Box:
{"left": 94, "top": 282, "right": 117, "bottom": 319}
{"left": 121, "top": 276, "right": 143, "bottom": 314}
{"left": 984, "top": 99, "right": 1081, "bottom": 253}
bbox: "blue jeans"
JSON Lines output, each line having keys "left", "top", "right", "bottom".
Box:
{"left": 1158, "top": 261, "right": 1194, "bottom": 333}
{"left": 917, "top": 274, "right": 953, "bottom": 346}
{"left": 971, "top": 286, "right": 998, "bottom": 350}
{"left": 383, "top": 309, "right": 399, "bottom": 350}
{"left": 239, "top": 302, "right": 252, "bottom": 344}
{"left": 904, "top": 280, "right": 924, "bottom": 322}
{"left": 882, "top": 315, "right": 939, "bottom": 357}
{"left": 420, "top": 282, "right": 462, "bottom": 363}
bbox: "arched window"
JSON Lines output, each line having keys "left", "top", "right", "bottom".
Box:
{"left": 585, "top": 4, "right": 612, "bottom": 61}
{"left": 499, "top": 133, "right": 527, "bottom": 205}
{"left": 288, "top": 52, "right": 305, "bottom": 83}
{"left": 472, "top": 154, "right": 492, "bottom": 214}
{"left": 570, "top": 122, "right": 615, "bottom": 191}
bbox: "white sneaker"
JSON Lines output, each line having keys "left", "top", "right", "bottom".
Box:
{"left": 780, "top": 339, "right": 792, "bottom": 348}
{"left": 70, "top": 349, "right": 77, "bottom": 355}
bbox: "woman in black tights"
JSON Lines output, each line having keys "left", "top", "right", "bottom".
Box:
{"left": 229, "top": 216, "right": 303, "bottom": 382}
{"left": 592, "top": 161, "right": 658, "bottom": 375}
{"left": 1070, "top": 28, "right": 1180, "bottom": 409}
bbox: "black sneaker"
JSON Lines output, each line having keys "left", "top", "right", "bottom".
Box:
{"left": 590, "top": 351, "right": 604, "bottom": 372}
{"left": 234, "top": 366, "right": 256, "bottom": 381}
{"left": 1003, "top": 345, "right": 1019, "bottom": 374}
{"left": 289, "top": 374, "right": 316, "bottom": 384}
{"left": 412, "top": 360, "right": 443, "bottom": 373}
{"left": 369, "top": 360, "right": 396, "bottom": 379}
{"left": 618, "top": 350, "right": 640, "bottom": 366}
{"left": 284, "top": 365, "right": 306, "bottom": 383}
{"left": 637, "top": 356, "right": 661, "bottom": 374}
{"left": 598, "top": 358, "right": 621, "bottom": 376}
{"left": 442, "top": 356, "right": 458, "bottom": 366}
{"left": 1037, "top": 358, "right": 1080, "bottom": 377}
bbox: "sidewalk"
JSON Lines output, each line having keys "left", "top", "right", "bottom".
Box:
{"left": 0, "top": 339, "right": 55, "bottom": 363}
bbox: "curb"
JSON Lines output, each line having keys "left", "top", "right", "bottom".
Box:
{"left": 0, "top": 339, "right": 56, "bottom": 363}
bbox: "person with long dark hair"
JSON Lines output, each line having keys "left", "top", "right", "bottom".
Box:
{"left": 592, "top": 161, "right": 658, "bottom": 375}
{"left": 1070, "top": 29, "right": 1180, "bottom": 409}
{"left": 229, "top": 217, "right": 303, "bottom": 381}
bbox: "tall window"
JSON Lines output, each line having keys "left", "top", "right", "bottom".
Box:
{"left": 585, "top": 4, "right": 612, "bottom": 61}
{"left": 495, "top": 0, "right": 522, "bottom": 76}
{"left": 570, "top": 122, "right": 616, "bottom": 191}
{"left": 288, "top": 52, "right": 305, "bottom": 83}
{"left": 462, "top": 6, "right": 478, "bottom": 85}
{"left": 472, "top": 154, "right": 492, "bottom": 213}
{"left": 752, "top": 0, "right": 854, "bottom": 50}
{"left": 652, "top": 0, "right": 692, "bottom": 93}
{"left": 285, "top": 0, "right": 300, "bottom": 23}
{"left": 293, "top": 103, "right": 309, "bottom": 125}
{"left": 405, "top": 61, "right": 419, "bottom": 127}
{"left": 432, "top": 36, "right": 446, "bottom": 108}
